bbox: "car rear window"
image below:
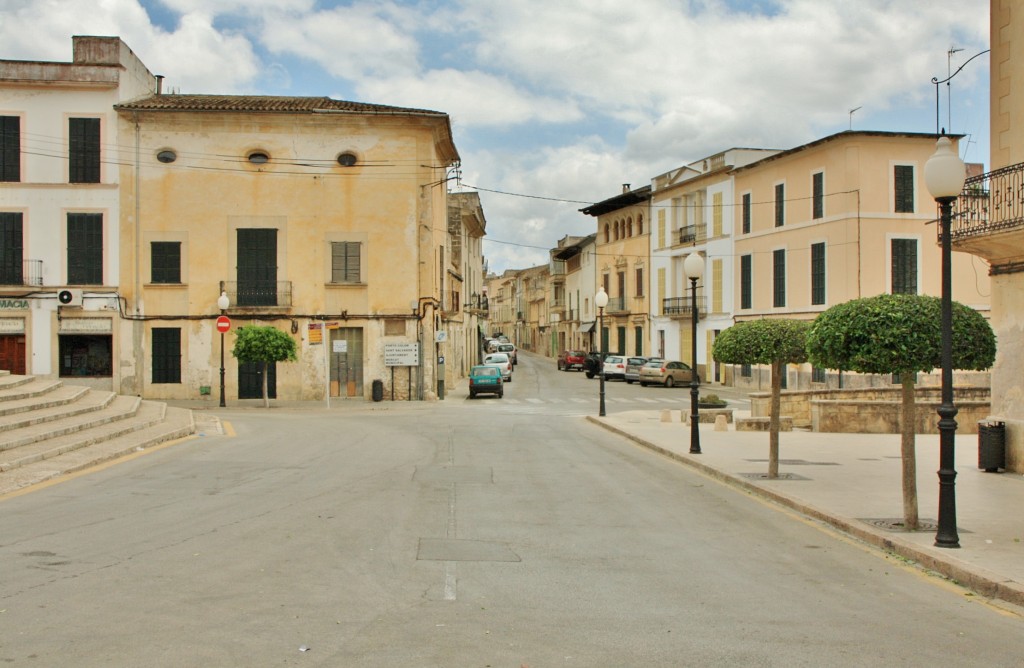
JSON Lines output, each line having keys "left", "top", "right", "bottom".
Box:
{"left": 476, "top": 367, "right": 498, "bottom": 376}
{"left": 627, "top": 357, "right": 646, "bottom": 365}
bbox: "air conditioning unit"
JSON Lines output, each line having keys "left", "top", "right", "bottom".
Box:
{"left": 57, "top": 289, "right": 83, "bottom": 307}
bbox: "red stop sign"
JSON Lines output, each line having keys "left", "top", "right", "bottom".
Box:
{"left": 216, "top": 315, "right": 231, "bottom": 333}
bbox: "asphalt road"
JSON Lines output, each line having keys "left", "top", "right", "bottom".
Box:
{"left": 2, "top": 352, "right": 1023, "bottom": 666}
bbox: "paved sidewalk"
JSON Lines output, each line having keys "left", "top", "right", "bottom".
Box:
{"left": 590, "top": 409, "right": 1024, "bottom": 607}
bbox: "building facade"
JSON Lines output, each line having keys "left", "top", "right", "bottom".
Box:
{"left": 113, "top": 93, "right": 460, "bottom": 402}
{"left": 0, "top": 36, "right": 158, "bottom": 387}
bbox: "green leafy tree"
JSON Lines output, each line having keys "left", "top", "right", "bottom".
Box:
{"left": 232, "top": 325, "right": 298, "bottom": 408}
{"left": 806, "top": 294, "right": 996, "bottom": 530}
{"left": 712, "top": 319, "right": 809, "bottom": 478}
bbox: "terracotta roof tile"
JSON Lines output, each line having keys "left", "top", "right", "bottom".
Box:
{"left": 116, "top": 94, "right": 446, "bottom": 116}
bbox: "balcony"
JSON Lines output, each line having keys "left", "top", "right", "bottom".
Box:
{"left": 951, "top": 162, "right": 1024, "bottom": 269}
{"left": 0, "top": 260, "right": 43, "bottom": 287}
{"left": 662, "top": 295, "right": 707, "bottom": 318}
{"left": 606, "top": 296, "right": 628, "bottom": 313}
{"left": 220, "top": 281, "right": 293, "bottom": 308}
{"left": 464, "top": 293, "right": 489, "bottom": 315}
{"left": 678, "top": 224, "right": 706, "bottom": 245}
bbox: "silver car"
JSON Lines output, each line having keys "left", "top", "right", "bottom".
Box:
{"left": 638, "top": 360, "right": 697, "bottom": 387}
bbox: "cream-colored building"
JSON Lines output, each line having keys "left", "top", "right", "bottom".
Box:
{"left": 550, "top": 233, "right": 598, "bottom": 353}
{"left": 951, "top": 1, "right": 1024, "bottom": 469}
{"left": 732, "top": 130, "right": 990, "bottom": 389}
{"left": 114, "top": 93, "right": 460, "bottom": 402}
{"left": 485, "top": 270, "right": 518, "bottom": 342}
{"left": 650, "top": 150, "right": 777, "bottom": 382}
{"left": 445, "top": 192, "right": 489, "bottom": 377}
{"left": 0, "top": 36, "right": 157, "bottom": 386}
{"left": 581, "top": 185, "right": 652, "bottom": 357}
{"left": 519, "top": 263, "right": 551, "bottom": 354}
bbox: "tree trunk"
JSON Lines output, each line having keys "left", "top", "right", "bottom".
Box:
{"left": 768, "top": 360, "right": 782, "bottom": 479}
{"left": 900, "top": 376, "right": 919, "bottom": 530}
{"left": 262, "top": 361, "right": 270, "bottom": 409}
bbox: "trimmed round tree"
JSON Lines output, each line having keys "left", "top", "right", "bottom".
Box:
{"left": 232, "top": 325, "right": 299, "bottom": 408}
{"left": 806, "top": 294, "right": 996, "bottom": 530}
{"left": 713, "top": 319, "right": 809, "bottom": 478}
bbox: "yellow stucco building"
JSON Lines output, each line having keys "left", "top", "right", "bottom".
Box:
{"left": 114, "top": 93, "right": 461, "bottom": 402}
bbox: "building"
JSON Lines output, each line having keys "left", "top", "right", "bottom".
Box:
{"left": 0, "top": 36, "right": 158, "bottom": 385}
{"left": 950, "top": 1, "right": 1024, "bottom": 469}
{"left": 650, "top": 150, "right": 777, "bottom": 381}
{"left": 445, "top": 191, "right": 489, "bottom": 377}
{"left": 550, "top": 233, "right": 598, "bottom": 353}
{"left": 731, "top": 131, "right": 990, "bottom": 390}
{"left": 113, "top": 92, "right": 460, "bottom": 402}
{"left": 581, "top": 185, "right": 652, "bottom": 358}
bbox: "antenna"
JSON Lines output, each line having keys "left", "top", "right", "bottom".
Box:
{"left": 848, "top": 106, "right": 862, "bottom": 130}
{"left": 947, "top": 46, "right": 965, "bottom": 131}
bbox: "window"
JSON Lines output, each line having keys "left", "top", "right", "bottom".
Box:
{"left": 151, "top": 242, "right": 181, "bottom": 284}
{"left": 0, "top": 116, "right": 19, "bottom": 182}
{"left": 773, "top": 249, "right": 786, "bottom": 307}
{"left": 812, "top": 172, "right": 824, "bottom": 219}
{"left": 657, "top": 210, "right": 666, "bottom": 248}
{"left": 237, "top": 229, "right": 277, "bottom": 306}
{"left": 635, "top": 267, "right": 644, "bottom": 297}
{"left": 740, "top": 254, "right": 752, "bottom": 310}
{"left": 337, "top": 152, "right": 358, "bottom": 167}
{"left": 741, "top": 363, "right": 752, "bottom": 378}
{"left": 604, "top": 222, "right": 610, "bottom": 243}
{"left": 0, "top": 212, "right": 23, "bottom": 285}
{"left": 894, "top": 165, "right": 915, "bottom": 213}
{"left": 69, "top": 118, "right": 100, "bottom": 183}
{"left": 774, "top": 183, "right": 785, "bottom": 227}
{"left": 811, "top": 242, "right": 826, "bottom": 305}
{"left": 635, "top": 326, "right": 643, "bottom": 356}
{"left": 637, "top": 214, "right": 644, "bottom": 235}
{"left": 152, "top": 328, "right": 181, "bottom": 384}
{"left": 59, "top": 334, "right": 112, "bottom": 377}
{"left": 331, "top": 241, "right": 361, "bottom": 283}
{"left": 741, "top": 193, "right": 751, "bottom": 234}
{"left": 712, "top": 259, "right": 723, "bottom": 313}
{"left": 712, "top": 192, "right": 723, "bottom": 237}
{"left": 67, "top": 213, "right": 103, "bottom": 285}
{"left": 891, "top": 238, "right": 918, "bottom": 294}
{"left": 812, "top": 366, "right": 826, "bottom": 384}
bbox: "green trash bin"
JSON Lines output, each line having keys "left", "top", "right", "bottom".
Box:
{"left": 978, "top": 420, "right": 1006, "bottom": 472}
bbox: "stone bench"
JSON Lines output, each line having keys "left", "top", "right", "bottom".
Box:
{"left": 736, "top": 416, "right": 793, "bottom": 432}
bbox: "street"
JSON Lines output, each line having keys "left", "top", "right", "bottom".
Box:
{"left": 1, "top": 352, "right": 1023, "bottom": 666}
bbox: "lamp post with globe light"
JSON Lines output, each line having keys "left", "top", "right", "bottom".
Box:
{"left": 684, "top": 253, "right": 705, "bottom": 454}
{"left": 217, "top": 291, "right": 230, "bottom": 408}
{"left": 595, "top": 286, "right": 609, "bottom": 417}
{"left": 924, "top": 135, "right": 967, "bottom": 549}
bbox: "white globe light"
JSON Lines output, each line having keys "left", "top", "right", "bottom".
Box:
{"left": 684, "top": 252, "right": 705, "bottom": 280}
{"left": 924, "top": 136, "right": 967, "bottom": 199}
{"left": 595, "top": 286, "right": 609, "bottom": 308}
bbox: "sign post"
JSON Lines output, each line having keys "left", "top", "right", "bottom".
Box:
{"left": 216, "top": 315, "right": 231, "bottom": 407}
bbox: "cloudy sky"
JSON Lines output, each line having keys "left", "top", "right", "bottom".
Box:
{"left": 1, "top": 0, "right": 990, "bottom": 272}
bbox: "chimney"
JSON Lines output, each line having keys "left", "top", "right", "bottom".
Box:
{"left": 156, "top": 75, "right": 164, "bottom": 94}
{"left": 622, "top": 183, "right": 630, "bottom": 193}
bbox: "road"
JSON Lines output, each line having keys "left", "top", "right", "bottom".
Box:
{"left": 1, "top": 352, "right": 1023, "bottom": 666}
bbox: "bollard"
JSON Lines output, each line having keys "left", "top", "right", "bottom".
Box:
{"left": 660, "top": 409, "right": 671, "bottom": 423}
{"left": 715, "top": 414, "right": 728, "bottom": 432}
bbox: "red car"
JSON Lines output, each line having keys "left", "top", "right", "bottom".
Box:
{"left": 558, "top": 350, "right": 586, "bottom": 371}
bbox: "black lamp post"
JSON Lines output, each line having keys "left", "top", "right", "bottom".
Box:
{"left": 924, "top": 135, "right": 967, "bottom": 549}
{"left": 684, "top": 252, "right": 705, "bottom": 454}
{"left": 595, "top": 286, "right": 609, "bottom": 417}
{"left": 217, "top": 290, "right": 230, "bottom": 408}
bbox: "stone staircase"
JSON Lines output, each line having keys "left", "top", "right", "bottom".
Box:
{"left": 0, "top": 372, "right": 195, "bottom": 495}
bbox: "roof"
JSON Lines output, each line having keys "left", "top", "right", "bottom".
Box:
{"left": 580, "top": 185, "right": 652, "bottom": 217}
{"left": 115, "top": 94, "right": 447, "bottom": 116}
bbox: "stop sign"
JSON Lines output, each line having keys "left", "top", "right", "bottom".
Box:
{"left": 216, "top": 315, "right": 231, "bottom": 333}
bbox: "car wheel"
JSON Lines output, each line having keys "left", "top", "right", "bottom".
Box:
{"left": 625, "top": 379, "right": 633, "bottom": 384}
{"left": 664, "top": 376, "right": 674, "bottom": 388}
{"left": 585, "top": 372, "right": 594, "bottom": 379}
{"left": 498, "top": 390, "right": 504, "bottom": 398}
{"left": 639, "top": 381, "right": 648, "bottom": 387}
{"left": 469, "top": 391, "right": 476, "bottom": 398}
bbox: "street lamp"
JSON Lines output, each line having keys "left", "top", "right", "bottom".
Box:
{"left": 595, "top": 286, "right": 609, "bottom": 417}
{"left": 924, "top": 135, "right": 967, "bottom": 549}
{"left": 684, "top": 252, "right": 705, "bottom": 454}
{"left": 217, "top": 291, "right": 230, "bottom": 408}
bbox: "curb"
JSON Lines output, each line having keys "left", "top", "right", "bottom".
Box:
{"left": 586, "top": 415, "right": 1024, "bottom": 608}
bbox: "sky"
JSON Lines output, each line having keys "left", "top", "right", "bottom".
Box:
{"left": 0, "top": 0, "right": 991, "bottom": 273}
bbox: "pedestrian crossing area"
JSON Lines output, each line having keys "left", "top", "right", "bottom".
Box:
{"left": 467, "top": 396, "right": 691, "bottom": 406}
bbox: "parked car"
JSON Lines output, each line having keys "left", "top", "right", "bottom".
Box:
{"left": 601, "top": 355, "right": 627, "bottom": 380}
{"left": 623, "top": 356, "right": 650, "bottom": 384}
{"left": 486, "top": 338, "right": 501, "bottom": 353}
{"left": 468, "top": 365, "right": 503, "bottom": 398}
{"left": 583, "top": 351, "right": 602, "bottom": 378}
{"left": 558, "top": 350, "right": 587, "bottom": 371}
{"left": 638, "top": 360, "right": 698, "bottom": 387}
{"left": 483, "top": 352, "right": 513, "bottom": 382}
{"left": 497, "top": 343, "right": 517, "bottom": 365}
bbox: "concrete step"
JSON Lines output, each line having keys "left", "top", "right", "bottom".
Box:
{"left": 0, "top": 385, "right": 108, "bottom": 425}
{"left": 0, "top": 405, "right": 195, "bottom": 494}
{"left": 0, "top": 375, "right": 56, "bottom": 397}
{"left": 0, "top": 395, "right": 142, "bottom": 454}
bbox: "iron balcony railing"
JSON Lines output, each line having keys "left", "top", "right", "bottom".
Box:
{"left": 678, "top": 224, "right": 707, "bottom": 245}
{"left": 220, "top": 281, "right": 293, "bottom": 308}
{"left": 951, "top": 161, "right": 1024, "bottom": 241}
{"left": 0, "top": 260, "right": 43, "bottom": 286}
{"left": 606, "top": 296, "right": 627, "bottom": 313}
{"left": 662, "top": 295, "right": 707, "bottom": 318}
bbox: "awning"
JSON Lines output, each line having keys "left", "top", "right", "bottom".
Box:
{"left": 578, "top": 322, "right": 595, "bottom": 333}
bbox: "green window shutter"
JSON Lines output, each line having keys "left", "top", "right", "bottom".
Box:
{"left": 151, "top": 242, "right": 181, "bottom": 284}
{"left": 0, "top": 116, "right": 20, "bottom": 182}
{"left": 69, "top": 118, "right": 100, "bottom": 184}
{"left": 0, "top": 212, "right": 23, "bottom": 284}
{"left": 67, "top": 213, "right": 103, "bottom": 284}
{"left": 811, "top": 242, "right": 826, "bottom": 305}
{"left": 894, "top": 165, "right": 915, "bottom": 213}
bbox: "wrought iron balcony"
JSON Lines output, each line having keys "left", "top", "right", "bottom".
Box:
{"left": 678, "top": 224, "right": 706, "bottom": 245}
{"left": 662, "top": 295, "right": 707, "bottom": 318}
{"left": 220, "top": 281, "right": 293, "bottom": 308}
{"left": 949, "top": 162, "right": 1024, "bottom": 261}
{"left": 0, "top": 260, "right": 43, "bottom": 286}
{"left": 606, "top": 296, "right": 628, "bottom": 313}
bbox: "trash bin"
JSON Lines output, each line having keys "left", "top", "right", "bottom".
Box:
{"left": 372, "top": 379, "right": 384, "bottom": 402}
{"left": 978, "top": 420, "right": 1006, "bottom": 472}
